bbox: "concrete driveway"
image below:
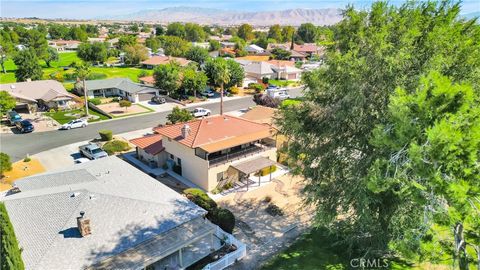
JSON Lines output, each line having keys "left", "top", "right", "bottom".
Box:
{"left": 1, "top": 113, "right": 60, "bottom": 134}
{"left": 138, "top": 100, "right": 180, "bottom": 112}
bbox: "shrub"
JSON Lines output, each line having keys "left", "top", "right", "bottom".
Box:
{"left": 248, "top": 83, "right": 265, "bottom": 93}
{"left": 102, "top": 140, "right": 131, "bottom": 155}
{"left": 209, "top": 207, "right": 235, "bottom": 233}
{"left": 262, "top": 77, "right": 269, "bottom": 84}
{"left": 229, "top": 87, "right": 240, "bottom": 95}
{"left": 257, "top": 165, "right": 277, "bottom": 176}
{"left": 183, "top": 188, "right": 217, "bottom": 212}
{"left": 253, "top": 94, "right": 280, "bottom": 108}
{"left": 0, "top": 153, "right": 12, "bottom": 176}
{"left": 99, "top": 130, "right": 113, "bottom": 141}
{"left": 23, "top": 156, "right": 31, "bottom": 162}
{"left": 89, "top": 98, "right": 102, "bottom": 105}
{"left": 266, "top": 203, "right": 284, "bottom": 216}
{"left": 119, "top": 100, "right": 132, "bottom": 110}
{"left": 263, "top": 195, "right": 272, "bottom": 203}
{"left": 0, "top": 203, "right": 25, "bottom": 270}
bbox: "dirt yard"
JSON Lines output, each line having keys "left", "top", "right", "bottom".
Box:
{"left": 0, "top": 158, "right": 46, "bottom": 191}
{"left": 96, "top": 103, "right": 150, "bottom": 117}
{"left": 215, "top": 174, "right": 314, "bottom": 270}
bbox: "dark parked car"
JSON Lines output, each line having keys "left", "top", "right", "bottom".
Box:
{"left": 15, "top": 120, "right": 34, "bottom": 133}
{"left": 151, "top": 95, "right": 166, "bottom": 104}
{"left": 7, "top": 111, "right": 22, "bottom": 126}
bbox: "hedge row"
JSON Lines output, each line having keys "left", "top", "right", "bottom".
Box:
{"left": 0, "top": 203, "right": 25, "bottom": 270}
{"left": 183, "top": 188, "right": 235, "bottom": 233}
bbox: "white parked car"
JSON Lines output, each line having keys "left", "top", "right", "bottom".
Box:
{"left": 191, "top": 108, "right": 211, "bottom": 118}
{"left": 201, "top": 90, "right": 215, "bottom": 97}
{"left": 60, "top": 119, "right": 88, "bottom": 130}
{"left": 266, "top": 88, "right": 290, "bottom": 100}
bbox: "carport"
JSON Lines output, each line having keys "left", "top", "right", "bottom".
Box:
{"left": 231, "top": 157, "right": 276, "bottom": 191}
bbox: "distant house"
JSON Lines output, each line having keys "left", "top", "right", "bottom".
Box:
{"left": 48, "top": 40, "right": 81, "bottom": 51}
{"left": 235, "top": 55, "right": 270, "bottom": 62}
{"left": 138, "top": 75, "right": 156, "bottom": 86}
{"left": 245, "top": 44, "right": 265, "bottom": 54}
{"left": 293, "top": 43, "right": 325, "bottom": 57}
{"left": 288, "top": 50, "right": 307, "bottom": 62}
{"left": 1, "top": 156, "right": 244, "bottom": 270}
{"left": 76, "top": 78, "right": 159, "bottom": 103}
{"left": 220, "top": 41, "right": 236, "bottom": 49}
{"left": 219, "top": 47, "right": 236, "bottom": 57}
{"left": 130, "top": 115, "right": 278, "bottom": 191}
{"left": 0, "top": 80, "right": 75, "bottom": 112}
{"left": 141, "top": 56, "right": 191, "bottom": 69}
{"left": 241, "top": 61, "right": 302, "bottom": 81}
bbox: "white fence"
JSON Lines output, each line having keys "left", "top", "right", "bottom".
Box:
{"left": 202, "top": 226, "right": 247, "bottom": 270}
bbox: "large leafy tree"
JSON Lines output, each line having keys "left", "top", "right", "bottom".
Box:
{"left": 166, "top": 22, "right": 186, "bottom": 39}
{"left": 13, "top": 48, "right": 43, "bottom": 81}
{"left": 0, "top": 91, "right": 16, "bottom": 117}
{"left": 278, "top": 0, "right": 480, "bottom": 262}
{"left": 153, "top": 62, "right": 181, "bottom": 96}
{"left": 296, "top": 23, "right": 317, "bottom": 43}
{"left": 0, "top": 152, "right": 12, "bottom": 177}
{"left": 181, "top": 68, "right": 208, "bottom": 97}
{"left": 185, "top": 23, "right": 207, "bottom": 42}
{"left": 44, "top": 47, "right": 59, "bottom": 67}
{"left": 224, "top": 59, "right": 244, "bottom": 89}
{"left": 161, "top": 35, "right": 191, "bottom": 57}
{"left": 117, "top": 35, "right": 137, "bottom": 50}
{"left": 185, "top": 46, "right": 209, "bottom": 65}
{"left": 167, "top": 106, "right": 194, "bottom": 124}
{"left": 20, "top": 29, "right": 48, "bottom": 59}
{"left": 268, "top": 24, "right": 283, "bottom": 42}
{"left": 77, "top": 42, "right": 108, "bottom": 64}
{"left": 237, "top": 24, "right": 254, "bottom": 41}
{"left": 368, "top": 72, "right": 480, "bottom": 267}
{"left": 123, "top": 44, "right": 149, "bottom": 65}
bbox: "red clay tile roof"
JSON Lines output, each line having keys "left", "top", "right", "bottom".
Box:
{"left": 153, "top": 115, "right": 271, "bottom": 151}
{"left": 129, "top": 134, "right": 165, "bottom": 155}
{"left": 293, "top": 43, "right": 319, "bottom": 53}
{"left": 141, "top": 56, "right": 190, "bottom": 66}
{"left": 266, "top": 60, "right": 295, "bottom": 67}
{"left": 139, "top": 76, "right": 155, "bottom": 84}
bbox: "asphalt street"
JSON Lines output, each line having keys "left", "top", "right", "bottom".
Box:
{"left": 1, "top": 87, "right": 303, "bottom": 161}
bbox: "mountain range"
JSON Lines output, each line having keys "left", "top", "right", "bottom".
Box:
{"left": 106, "top": 7, "right": 343, "bottom": 26}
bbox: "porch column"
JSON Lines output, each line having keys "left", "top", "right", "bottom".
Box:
{"left": 269, "top": 165, "right": 272, "bottom": 182}
{"left": 102, "top": 89, "right": 106, "bottom": 98}
{"left": 258, "top": 171, "right": 261, "bottom": 187}
{"left": 179, "top": 248, "right": 183, "bottom": 267}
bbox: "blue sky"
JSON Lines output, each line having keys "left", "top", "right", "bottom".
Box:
{"left": 1, "top": 0, "right": 479, "bottom": 19}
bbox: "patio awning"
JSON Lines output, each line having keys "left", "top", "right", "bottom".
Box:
{"left": 231, "top": 157, "right": 276, "bottom": 175}
{"left": 87, "top": 217, "right": 215, "bottom": 270}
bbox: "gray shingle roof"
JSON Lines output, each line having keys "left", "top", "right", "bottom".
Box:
{"left": 0, "top": 80, "right": 73, "bottom": 102}
{"left": 2, "top": 157, "right": 207, "bottom": 270}
{"left": 80, "top": 78, "right": 156, "bottom": 94}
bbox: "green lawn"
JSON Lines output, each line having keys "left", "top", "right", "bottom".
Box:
{"left": 261, "top": 228, "right": 348, "bottom": 270}
{"left": 0, "top": 52, "right": 152, "bottom": 84}
{"left": 44, "top": 109, "right": 108, "bottom": 124}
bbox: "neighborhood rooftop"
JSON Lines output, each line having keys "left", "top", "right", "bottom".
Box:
{"left": 1, "top": 156, "right": 207, "bottom": 270}
{"left": 80, "top": 78, "right": 157, "bottom": 94}
{"left": 154, "top": 115, "right": 272, "bottom": 152}
{"left": 0, "top": 80, "right": 73, "bottom": 103}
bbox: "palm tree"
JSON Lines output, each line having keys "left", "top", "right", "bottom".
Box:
{"left": 75, "top": 63, "right": 91, "bottom": 117}
{"left": 210, "top": 58, "right": 230, "bottom": 115}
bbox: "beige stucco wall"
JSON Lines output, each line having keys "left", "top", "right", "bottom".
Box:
{"left": 162, "top": 136, "right": 210, "bottom": 190}
{"left": 137, "top": 148, "right": 167, "bottom": 168}
{"left": 163, "top": 135, "right": 278, "bottom": 191}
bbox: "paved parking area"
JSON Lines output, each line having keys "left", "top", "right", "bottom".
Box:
{"left": 138, "top": 100, "right": 182, "bottom": 112}
{"left": 1, "top": 113, "right": 60, "bottom": 134}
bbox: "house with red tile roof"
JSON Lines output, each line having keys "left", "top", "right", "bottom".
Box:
{"left": 129, "top": 115, "right": 278, "bottom": 191}
{"left": 141, "top": 56, "right": 191, "bottom": 69}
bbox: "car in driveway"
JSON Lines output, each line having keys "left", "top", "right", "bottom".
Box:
{"left": 7, "top": 111, "right": 22, "bottom": 126}
{"left": 150, "top": 95, "right": 166, "bottom": 104}
{"left": 79, "top": 143, "right": 108, "bottom": 160}
{"left": 60, "top": 119, "right": 88, "bottom": 130}
{"left": 15, "top": 120, "right": 34, "bottom": 133}
{"left": 200, "top": 90, "right": 215, "bottom": 97}
{"left": 191, "top": 108, "right": 211, "bottom": 118}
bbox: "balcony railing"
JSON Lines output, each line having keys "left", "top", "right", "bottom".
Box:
{"left": 208, "top": 143, "right": 273, "bottom": 167}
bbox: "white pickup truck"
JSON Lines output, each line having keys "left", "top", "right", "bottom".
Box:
{"left": 79, "top": 143, "right": 108, "bottom": 160}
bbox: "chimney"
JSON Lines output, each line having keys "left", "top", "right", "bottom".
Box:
{"left": 181, "top": 124, "right": 191, "bottom": 138}
{"left": 77, "top": 211, "right": 92, "bottom": 237}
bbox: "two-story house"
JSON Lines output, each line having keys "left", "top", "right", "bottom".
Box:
{"left": 130, "top": 115, "right": 278, "bottom": 191}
